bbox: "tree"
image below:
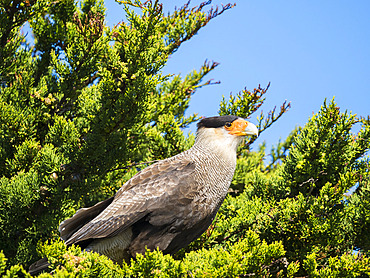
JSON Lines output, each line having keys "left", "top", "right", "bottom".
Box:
{"left": 0, "top": 0, "right": 369, "bottom": 277}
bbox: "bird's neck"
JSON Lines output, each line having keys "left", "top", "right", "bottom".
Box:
{"left": 195, "top": 127, "right": 242, "bottom": 151}
{"left": 192, "top": 128, "right": 242, "bottom": 164}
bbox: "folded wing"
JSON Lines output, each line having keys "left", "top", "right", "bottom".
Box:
{"left": 60, "top": 158, "right": 196, "bottom": 246}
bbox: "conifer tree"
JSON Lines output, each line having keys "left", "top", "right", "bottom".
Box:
{"left": 0, "top": 1, "right": 369, "bottom": 277}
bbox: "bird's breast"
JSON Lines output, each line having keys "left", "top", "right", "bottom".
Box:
{"left": 188, "top": 148, "right": 236, "bottom": 217}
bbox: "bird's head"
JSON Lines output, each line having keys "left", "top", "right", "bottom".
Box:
{"left": 195, "top": 115, "right": 258, "bottom": 152}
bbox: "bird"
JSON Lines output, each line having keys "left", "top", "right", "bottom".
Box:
{"left": 29, "top": 115, "right": 258, "bottom": 274}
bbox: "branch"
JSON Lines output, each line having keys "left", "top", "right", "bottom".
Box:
{"left": 107, "top": 159, "right": 160, "bottom": 173}
{"left": 245, "top": 99, "right": 291, "bottom": 148}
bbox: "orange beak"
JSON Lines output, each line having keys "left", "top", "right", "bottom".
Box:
{"left": 227, "top": 119, "right": 259, "bottom": 136}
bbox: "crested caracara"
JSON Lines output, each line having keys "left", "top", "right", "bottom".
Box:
{"left": 29, "top": 115, "right": 258, "bottom": 274}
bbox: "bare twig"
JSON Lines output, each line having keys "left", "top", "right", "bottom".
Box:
{"left": 108, "top": 159, "right": 159, "bottom": 173}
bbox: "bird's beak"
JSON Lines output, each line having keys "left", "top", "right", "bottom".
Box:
{"left": 244, "top": 121, "right": 259, "bottom": 136}
{"left": 228, "top": 119, "right": 259, "bottom": 137}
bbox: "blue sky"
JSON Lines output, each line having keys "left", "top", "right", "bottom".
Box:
{"left": 22, "top": 1, "right": 369, "bottom": 153}
{"left": 104, "top": 0, "right": 370, "bottom": 153}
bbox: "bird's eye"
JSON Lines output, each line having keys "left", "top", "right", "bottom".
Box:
{"left": 225, "top": 122, "right": 232, "bottom": 128}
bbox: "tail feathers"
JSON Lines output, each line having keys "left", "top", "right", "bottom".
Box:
{"left": 59, "top": 196, "right": 114, "bottom": 242}
{"left": 28, "top": 257, "right": 50, "bottom": 276}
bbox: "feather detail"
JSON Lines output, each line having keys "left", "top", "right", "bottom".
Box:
{"left": 64, "top": 158, "right": 195, "bottom": 246}
{"left": 59, "top": 197, "right": 114, "bottom": 241}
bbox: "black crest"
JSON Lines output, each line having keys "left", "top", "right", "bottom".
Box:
{"left": 197, "top": 115, "right": 239, "bottom": 129}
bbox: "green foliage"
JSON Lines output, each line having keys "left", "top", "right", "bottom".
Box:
{"left": 303, "top": 251, "right": 370, "bottom": 277}
{"left": 1, "top": 0, "right": 369, "bottom": 277}
{"left": 283, "top": 99, "right": 369, "bottom": 197}
{"left": 3, "top": 235, "right": 287, "bottom": 277}
{"left": 0, "top": 251, "right": 31, "bottom": 277}
{"left": 219, "top": 84, "right": 291, "bottom": 148}
{"left": 181, "top": 231, "right": 286, "bottom": 277}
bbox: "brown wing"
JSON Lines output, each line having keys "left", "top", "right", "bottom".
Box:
{"left": 59, "top": 197, "right": 114, "bottom": 241}
{"left": 64, "top": 158, "right": 196, "bottom": 246}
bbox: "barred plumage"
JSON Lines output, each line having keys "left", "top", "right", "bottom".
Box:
{"left": 29, "top": 115, "right": 258, "bottom": 275}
